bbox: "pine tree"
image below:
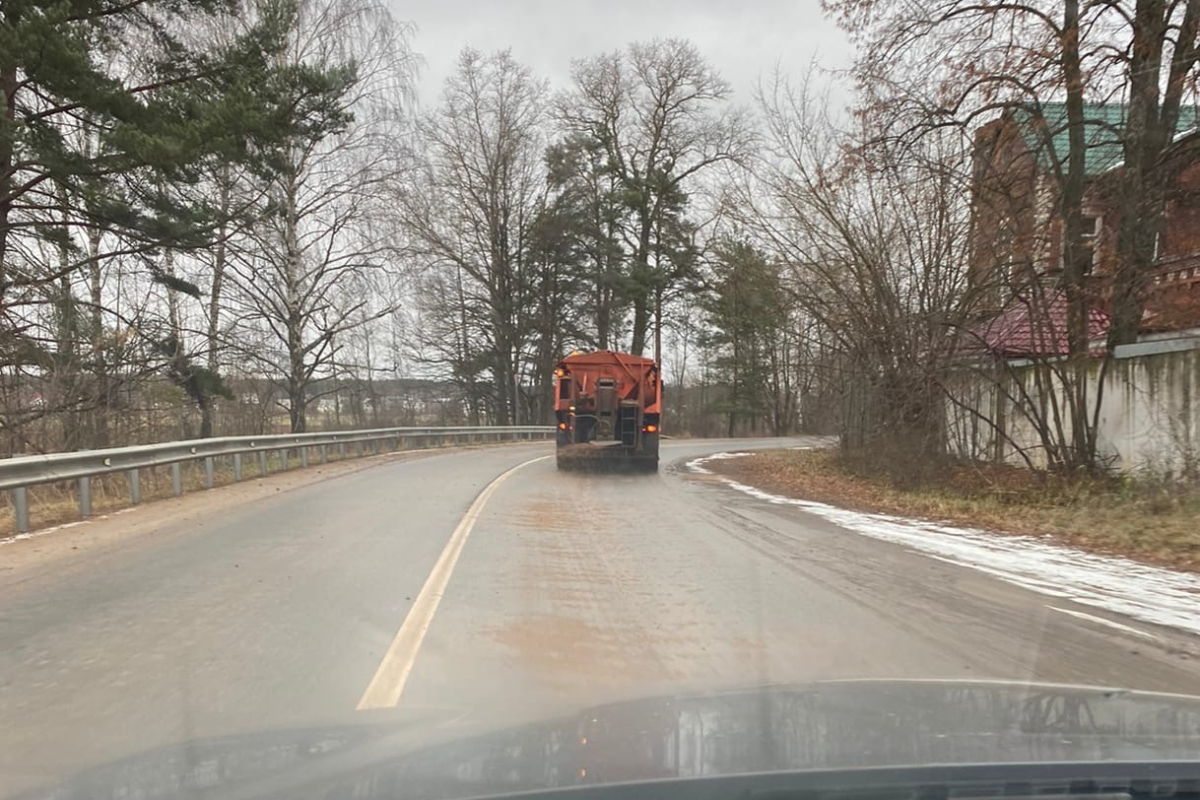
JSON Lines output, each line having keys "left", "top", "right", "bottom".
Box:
{"left": 1, "top": 0, "right": 358, "bottom": 438}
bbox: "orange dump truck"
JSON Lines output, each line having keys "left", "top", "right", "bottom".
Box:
{"left": 553, "top": 350, "right": 661, "bottom": 472}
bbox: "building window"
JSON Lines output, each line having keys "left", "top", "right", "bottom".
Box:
{"left": 1060, "top": 213, "right": 1102, "bottom": 272}
{"left": 1081, "top": 213, "right": 1101, "bottom": 271}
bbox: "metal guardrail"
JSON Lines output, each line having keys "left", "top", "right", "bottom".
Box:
{"left": 0, "top": 426, "right": 554, "bottom": 533}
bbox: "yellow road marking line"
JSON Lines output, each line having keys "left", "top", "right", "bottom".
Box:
{"left": 355, "top": 454, "right": 550, "bottom": 710}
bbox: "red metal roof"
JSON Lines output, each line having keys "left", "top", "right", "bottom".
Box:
{"left": 965, "top": 291, "right": 1110, "bottom": 358}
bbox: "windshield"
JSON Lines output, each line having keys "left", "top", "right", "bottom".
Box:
{"left": 3, "top": 1, "right": 1200, "bottom": 799}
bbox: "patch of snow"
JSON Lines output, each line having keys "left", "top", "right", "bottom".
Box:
{"left": 0, "top": 519, "right": 88, "bottom": 545}
{"left": 689, "top": 454, "right": 1200, "bottom": 637}
{"left": 684, "top": 451, "right": 751, "bottom": 475}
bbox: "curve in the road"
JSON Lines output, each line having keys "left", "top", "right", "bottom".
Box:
{"left": 356, "top": 454, "right": 552, "bottom": 710}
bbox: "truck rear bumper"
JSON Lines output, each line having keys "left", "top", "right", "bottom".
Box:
{"left": 555, "top": 442, "right": 658, "bottom": 472}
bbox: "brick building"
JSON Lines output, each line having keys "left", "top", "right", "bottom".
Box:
{"left": 968, "top": 103, "right": 1200, "bottom": 354}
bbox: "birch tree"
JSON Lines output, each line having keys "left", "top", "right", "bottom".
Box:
{"left": 228, "top": 0, "right": 416, "bottom": 432}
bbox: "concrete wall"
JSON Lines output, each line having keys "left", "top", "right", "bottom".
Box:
{"left": 946, "top": 337, "right": 1200, "bottom": 475}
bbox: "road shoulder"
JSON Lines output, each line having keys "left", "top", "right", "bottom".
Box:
{"left": 0, "top": 445, "right": 511, "bottom": 587}
{"left": 689, "top": 448, "right": 1200, "bottom": 644}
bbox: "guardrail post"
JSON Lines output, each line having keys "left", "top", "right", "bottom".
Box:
{"left": 204, "top": 457, "right": 214, "bottom": 489}
{"left": 171, "top": 462, "right": 182, "bottom": 496}
{"left": 129, "top": 469, "right": 141, "bottom": 505}
{"left": 338, "top": 443, "right": 346, "bottom": 460}
{"left": 233, "top": 453, "right": 243, "bottom": 482}
{"left": 301, "top": 447, "right": 309, "bottom": 468}
{"left": 278, "top": 449, "right": 287, "bottom": 470}
{"left": 320, "top": 445, "right": 328, "bottom": 464}
{"left": 355, "top": 442, "right": 363, "bottom": 458}
{"left": 12, "top": 487, "right": 28, "bottom": 533}
{"left": 259, "top": 451, "right": 268, "bottom": 476}
{"left": 78, "top": 477, "right": 91, "bottom": 517}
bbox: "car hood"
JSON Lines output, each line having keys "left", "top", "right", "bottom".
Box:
{"left": 22, "top": 680, "right": 1200, "bottom": 800}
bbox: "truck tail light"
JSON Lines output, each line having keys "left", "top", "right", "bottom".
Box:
{"left": 644, "top": 424, "right": 658, "bottom": 433}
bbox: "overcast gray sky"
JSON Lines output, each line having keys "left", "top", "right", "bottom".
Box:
{"left": 390, "top": 0, "right": 852, "bottom": 108}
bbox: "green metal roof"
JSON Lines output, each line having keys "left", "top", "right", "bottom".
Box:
{"left": 1014, "top": 102, "right": 1200, "bottom": 176}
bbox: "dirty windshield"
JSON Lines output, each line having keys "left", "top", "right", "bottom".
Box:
{"left": 3, "top": 1, "right": 1200, "bottom": 799}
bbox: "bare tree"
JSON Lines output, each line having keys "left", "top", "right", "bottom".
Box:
{"left": 399, "top": 48, "right": 549, "bottom": 425}
{"left": 823, "top": 0, "right": 1200, "bottom": 472}
{"left": 227, "top": 0, "right": 416, "bottom": 433}
{"left": 558, "top": 39, "right": 751, "bottom": 356}
{"left": 732, "top": 74, "right": 977, "bottom": 477}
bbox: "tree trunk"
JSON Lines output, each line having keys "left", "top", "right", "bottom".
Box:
{"left": 284, "top": 177, "right": 307, "bottom": 433}
{"left": 162, "top": 250, "right": 192, "bottom": 440}
{"left": 630, "top": 299, "right": 649, "bottom": 356}
{"left": 653, "top": 285, "right": 663, "bottom": 365}
{"left": 202, "top": 170, "right": 231, "bottom": 439}
{"left": 0, "top": 65, "right": 17, "bottom": 317}
{"left": 492, "top": 343, "right": 513, "bottom": 426}
{"left": 288, "top": 374, "right": 307, "bottom": 433}
{"left": 630, "top": 212, "right": 654, "bottom": 355}
{"left": 596, "top": 278, "right": 611, "bottom": 350}
{"left": 199, "top": 397, "right": 214, "bottom": 438}
{"left": 1059, "top": 0, "right": 1099, "bottom": 471}
{"left": 87, "top": 226, "right": 110, "bottom": 448}
{"left": 285, "top": 319, "right": 307, "bottom": 433}
{"left": 54, "top": 183, "right": 83, "bottom": 450}
{"left": 1061, "top": 0, "right": 1088, "bottom": 358}
{"left": 1110, "top": 0, "right": 1167, "bottom": 345}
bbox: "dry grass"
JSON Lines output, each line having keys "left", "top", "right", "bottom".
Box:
{"left": 708, "top": 449, "right": 1200, "bottom": 572}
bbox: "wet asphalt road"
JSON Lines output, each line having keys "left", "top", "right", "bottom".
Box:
{"left": 3, "top": 437, "right": 1200, "bottom": 796}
